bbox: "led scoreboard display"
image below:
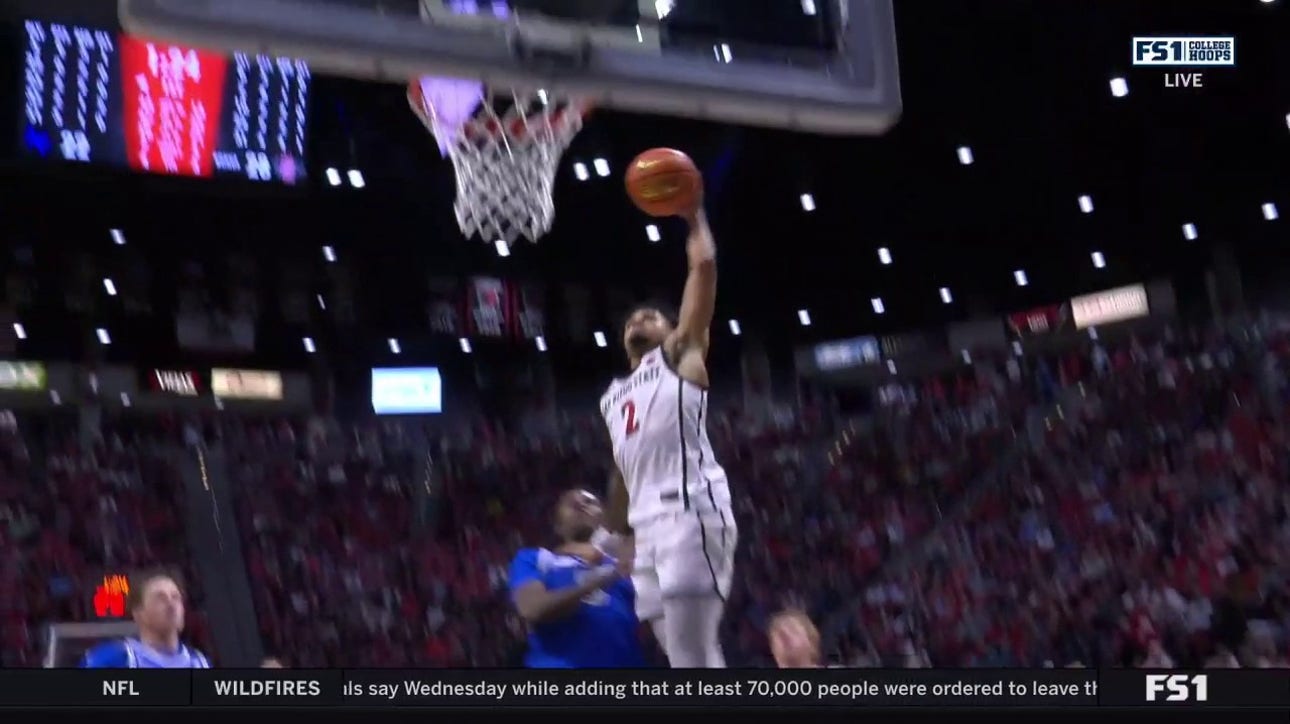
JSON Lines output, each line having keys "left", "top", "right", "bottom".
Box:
{"left": 19, "top": 18, "right": 311, "bottom": 185}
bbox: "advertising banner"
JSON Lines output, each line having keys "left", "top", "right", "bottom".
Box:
{"left": 813, "top": 337, "right": 881, "bottom": 371}
{"left": 1007, "top": 303, "right": 1071, "bottom": 339}
{"left": 467, "top": 277, "right": 509, "bottom": 338}
{"left": 371, "top": 368, "right": 443, "bottom": 415}
{"left": 1071, "top": 284, "right": 1150, "bottom": 329}
{"left": 210, "top": 368, "right": 282, "bottom": 400}
{"left": 146, "top": 369, "right": 204, "bottom": 396}
{"left": 0, "top": 361, "right": 46, "bottom": 391}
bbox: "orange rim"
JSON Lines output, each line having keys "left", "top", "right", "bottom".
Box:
{"left": 409, "top": 79, "right": 592, "bottom": 146}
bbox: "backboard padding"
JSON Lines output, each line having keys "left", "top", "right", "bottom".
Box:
{"left": 418, "top": 0, "right": 662, "bottom": 53}
{"left": 119, "top": 0, "right": 901, "bottom": 135}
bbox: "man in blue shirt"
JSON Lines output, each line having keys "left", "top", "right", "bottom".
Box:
{"left": 509, "top": 489, "right": 645, "bottom": 668}
{"left": 81, "top": 570, "right": 211, "bottom": 668}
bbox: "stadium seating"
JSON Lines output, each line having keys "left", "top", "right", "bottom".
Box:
{"left": 831, "top": 328, "right": 1290, "bottom": 668}
{"left": 214, "top": 326, "right": 1286, "bottom": 669}
{"left": 0, "top": 413, "right": 209, "bottom": 666}
{"left": 8, "top": 325, "right": 1288, "bottom": 670}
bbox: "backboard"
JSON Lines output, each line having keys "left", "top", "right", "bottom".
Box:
{"left": 118, "top": 0, "right": 901, "bottom": 135}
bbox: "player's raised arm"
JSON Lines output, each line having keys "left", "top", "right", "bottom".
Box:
{"left": 624, "top": 148, "right": 715, "bottom": 363}
{"left": 671, "top": 208, "right": 717, "bottom": 358}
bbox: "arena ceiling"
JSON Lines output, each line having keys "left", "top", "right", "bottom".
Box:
{"left": 0, "top": 0, "right": 1287, "bottom": 377}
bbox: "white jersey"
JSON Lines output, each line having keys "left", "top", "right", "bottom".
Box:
{"left": 600, "top": 346, "right": 732, "bottom": 528}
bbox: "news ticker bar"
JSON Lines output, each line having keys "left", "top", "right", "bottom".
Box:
{"left": 0, "top": 669, "right": 1284, "bottom": 708}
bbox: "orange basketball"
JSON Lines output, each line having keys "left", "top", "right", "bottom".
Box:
{"left": 625, "top": 148, "right": 703, "bottom": 218}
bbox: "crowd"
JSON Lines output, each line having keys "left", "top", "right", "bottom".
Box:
{"left": 834, "top": 326, "right": 1290, "bottom": 668}
{"left": 3, "top": 322, "right": 1289, "bottom": 670}
{"left": 231, "top": 413, "right": 619, "bottom": 666}
{"left": 0, "top": 412, "right": 209, "bottom": 666}
{"left": 225, "top": 377, "right": 1024, "bottom": 668}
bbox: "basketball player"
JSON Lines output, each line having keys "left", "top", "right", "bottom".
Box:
{"left": 81, "top": 570, "right": 211, "bottom": 668}
{"left": 598, "top": 207, "right": 736, "bottom": 668}
{"left": 508, "top": 489, "right": 644, "bottom": 668}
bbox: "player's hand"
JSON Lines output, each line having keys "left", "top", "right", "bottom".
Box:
{"left": 591, "top": 528, "right": 627, "bottom": 557}
{"left": 612, "top": 549, "right": 633, "bottom": 578}
{"left": 584, "top": 553, "right": 632, "bottom": 592}
{"left": 573, "top": 562, "right": 619, "bottom": 594}
{"left": 562, "top": 542, "right": 605, "bottom": 567}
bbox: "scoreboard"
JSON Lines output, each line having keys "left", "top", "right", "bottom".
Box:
{"left": 18, "top": 18, "right": 311, "bottom": 185}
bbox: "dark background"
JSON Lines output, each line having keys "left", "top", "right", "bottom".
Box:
{"left": 0, "top": 0, "right": 1285, "bottom": 403}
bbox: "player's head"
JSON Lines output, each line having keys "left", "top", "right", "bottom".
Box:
{"left": 768, "top": 609, "right": 821, "bottom": 668}
{"left": 553, "top": 488, "right": 604, "bottom": 544}
{"left": 128, "top": 570, "right": 185, "bottom": 639}
{"left": 622, "top": 302, "right": 676, "bottom": 362}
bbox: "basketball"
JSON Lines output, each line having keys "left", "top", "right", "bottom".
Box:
{"left": 625, "top": 148, "right": 703, "bottom": 218}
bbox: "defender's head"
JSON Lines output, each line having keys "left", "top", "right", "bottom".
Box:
{"left": 622, "top": 303, "right": 676, "bottom": 363}
{"left": 129, "top": 570, "right": 186, "bottom": 639}
{"left": 553, "top": 489, "right": 604, "bottom": 544}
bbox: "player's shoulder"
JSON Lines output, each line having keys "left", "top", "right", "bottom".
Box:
{"left": 81, "top": 639, "right": 131, "bottom": 668}
{"left": 510, "top": 546, "right": 556, "bottom": 570}
{"left": 511, "top": 546, "right": 542, "bottom": 563}
{"left": 512, "top": 547, "right": 590, "bottom": 571}
{"left": 603, "top": 368, "right": 631, "bottom": 394}
{"left": 599, "top": 376, "right": 627, "bottom": 418}
{"left": 509, "top": 548, "right": 570, "bottom": 588}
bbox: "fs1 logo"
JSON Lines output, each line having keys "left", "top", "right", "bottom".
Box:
{"left": 1145, "top": 674, "right": 1209, "bottom": 702}
{"left": 1133, "top": 37, "right": 1235, "bottom": 66}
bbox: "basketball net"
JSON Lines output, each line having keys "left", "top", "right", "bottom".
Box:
{"left": 408, "top": 77, "right": 589, "bottom": 246}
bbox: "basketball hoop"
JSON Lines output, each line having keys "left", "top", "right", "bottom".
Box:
{"left": 408, "top": 78, "right": 590, "bottom": 246}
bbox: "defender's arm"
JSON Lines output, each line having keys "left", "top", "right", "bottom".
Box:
{"left": 512, "top": 574, "right": 617, "bottom": 625}
{"left": 510, "top": 549, "right": 618, "bottom": 625}
{"left": 593, "top": 467, "right": 635, "bottom": 572}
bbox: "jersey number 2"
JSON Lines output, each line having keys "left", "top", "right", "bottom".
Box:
{"left": 621, "top": 400, "right": 641, "bottom": 437}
